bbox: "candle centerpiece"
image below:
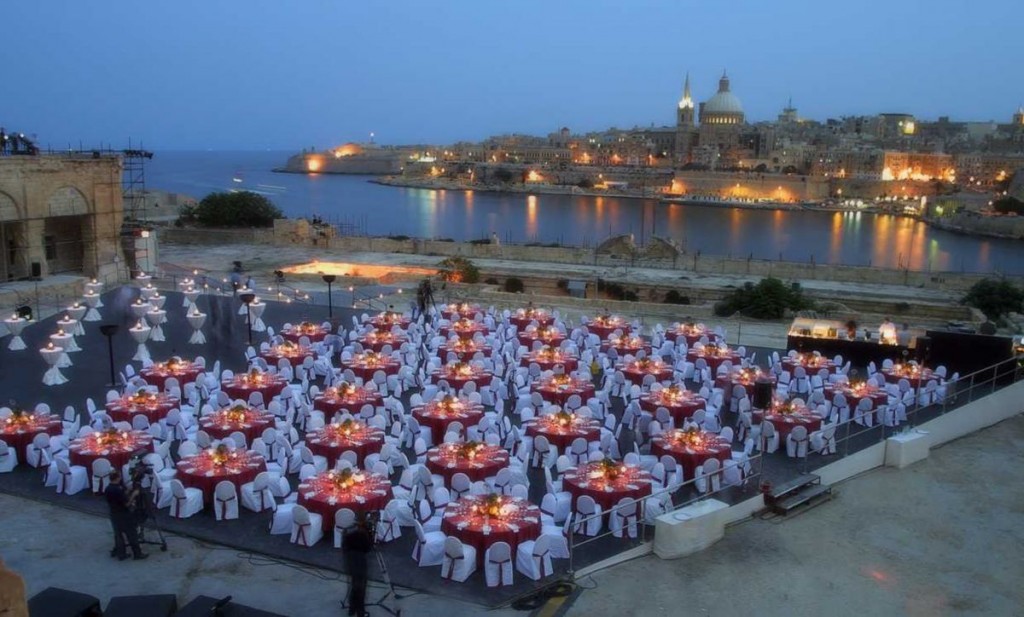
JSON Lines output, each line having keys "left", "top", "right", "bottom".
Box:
{"left": 329, "top": 467, "right": 363, "bottom": 490}
{"left": 458, "top": 440, "right": 484, "bottom": 460}
{"left": 211, "top": 443, "right": 232, "bottom": 466}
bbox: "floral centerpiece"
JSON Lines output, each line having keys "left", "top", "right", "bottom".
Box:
{"left": 448, "top": 362, "right": 474, "bottom": 377}
{"left": 537, "top": 346, "right": 557, "bottom": 362}
{"left": 673, "top": 425, "right": 705, "bottom": 448}
{"left": 130, "top": 390, "right": 158, "bottom": 406}
{"left": 437, "top": 395, "right": 462, "bottom": 414}
{"left": 298, "top": 321, "right": 316, "bottom": 333}
{"left": 451, "top": 338, "right": 477, "bottom": 353}
{"left": 454, "top": 318, "right": 474, "bottom": 331}
{"left": 596, "top": 457, "right": 624, "bottom": 481}
{"left": 361, "top": 351, "right": 382, "bottom": 367}
{"left": 333, "top": 418, "right": 359, "bottom": 437}
{"left": 329, "top": 467, "right": 362, "bottom": 490}
{"left": 661, "top": 385, "right": 685, "bottom": 403}
{"left": 211, "top": 443, "right": 232, "bottom": 466}
{"left": 458, "top": 440, "right": 484, "bottom": 460}
{"left": 550, "top": 373, "right": 570, "bottom": 387}
{"left": 226, "top": 404, "right": 249, "bottom": 424}
{"left": 245, "top": 367, "right": 263, "bottom": 384}
{"left": 552, "top": 409, "right": 575, "bottom": 428}
{"left": 166, "top": 356, "right": 184, "bottom": 370}
{"left": 336, "top": 382, "right": 357, "bottom": 398}
{"left": 5, "top": 408, "right": 30, "bottom": 428}
{"left": 473, "top": 493, "right": 505, "bottom": 518}
{"left": 98, "top": 428, "right": 128, "bottom": 447}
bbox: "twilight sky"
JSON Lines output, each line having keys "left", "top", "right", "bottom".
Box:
{"left": 3, "top": 0, "right": 1022, "bottom": 150}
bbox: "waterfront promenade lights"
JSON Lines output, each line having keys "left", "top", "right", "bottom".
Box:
{"left": 239, "top": 292, "right": 256, "bottom": 346}
{"left": 322, "top": 274, "right": 337, "bottom": 318}
{"left": 99, "top": 324, "right": 119, "bottom": 389}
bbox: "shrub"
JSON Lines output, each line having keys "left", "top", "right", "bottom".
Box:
{"left": 437, "top": 257, "right": 480, "bottom": 284}
{"left": 192, "top": 191, "right": 283, "bottom": 228}
{"left": 961, "top": 278, "right": 1024, "bottom": 320}
{"left": 664, "top": 290, "right": 690, "bottom": 305}
{"left": 503, "top": 277, "right": 525, "bottom": 293}
{"left": 714, "top": 277, "right": 814, "bottom": 319}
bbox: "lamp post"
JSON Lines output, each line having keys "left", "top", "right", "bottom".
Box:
{"left": 99, "top": 324, "right": 119, "bottom": 389}
{"left": 239, "top": 292, "right": 256, "bottom": 346}
{"left": 322, "top": 274, "right": 336, "bottom": 319}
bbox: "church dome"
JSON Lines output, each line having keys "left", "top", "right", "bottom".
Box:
{"left": 703, "top": 91, "right": 744, "bottom": 115}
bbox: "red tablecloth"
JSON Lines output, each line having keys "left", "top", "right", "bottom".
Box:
{"left": 601, "top": 341, "right": 652, "bottom": 357}
{"left": 756, "top": 408, "right": 823, "bottom": 441}
{"left": 69, "top": 430, "right": 154, "bottom": 469}
{"left": 359, "top": 334, "right": 408, "bottom": 353}
{"left": 305, "top": 422, "right": 385, "bottom": 468}
{"left": 1, "top": 414, "right": 61, "bottom": 461}
{"left": 105, "top": 394, "right": 179, "bottom": 424}
{"left": 517, "top": 331, "right": 566, "bottom": 347}
{"left": 521, "top": 353, "right": 579, "bottom": 373}
{"left": 782, "top": 358, "right": 838, "bottom": 375}
{"left": 823, "top": 385, "right": 888, "bottom": 410}
{"left": 882, "top": 368, "right": 935, "bottom": 388}
{"left": 441, "top": 305, "right": 482, "bottom": 321}
{"left": 665, "top": 328, "right": 719, "bottom": 346}
{"left": 531, "top": 379, "right": 596, "bottom": 406}
{"left": 199, "top": 409, "right": 275, "bottom": 443}
{"left": 441, "top": 496, "right": 542, "bottom": 567}
{"left": 426, "top": 442, "right": 509, "bottom": 484}
{"left": 282, "top": 325, "right": 328, "bottom": 344}
{"left": 685, "top": 351, "right": 742, "bottom": 374}
{"left": 509, "top": 312, "right": 554, "bottom": 329}
{"left": 639, "top": 392, "right": 706, "bottom": 424}
{"left": 261, "top": 345, "right": 315, "bottom": 366}
{"left": 176, "top": 450, "right": 266, "bottom": 505}
{"left": 650, "top": 431, "right": 732, "bottom": 480}
{"left": 618, "top": 363, "right": 673, "bottom": 385}
{"left": 341, "top": 357, "right": 402, "bottom": 382}
{"left": 140, "top": 364, "right": 204, "bottom": 390}
{"left": 221, "top": 376, "right": 288, "bottom": 403}
{"left": 561, "top": 462, "right": 653, "bottom": 512}
{"left": 586, "top": 320, "right": 631, "bottom": 339}
{"left": 429, "top": 370, "right": 493, "bottom": 392}
{"left": 412, "top": 402, "right": 485, "bottom": 444}
{"left": 369, "top": 314, "right": 411, "bottom": 331}
{"left": 714, "top": 373, "right": 776, "bottom": 396}
{"left": 313, "top": 389, "right": 383, "bottom": 416}
{"left": 525, "top": 416, "right": 601, "bottom": 451}
{"left": 439, "top": 321, "right": 489, "bottom": 340}
{"left": 297, "top": 471, "right": 393, "bottom": 532}
{"left": 437, "top": 343, "right": 492, "bottom": 362}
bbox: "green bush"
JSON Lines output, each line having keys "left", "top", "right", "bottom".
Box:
{"left": 503, "top": 277, "right": 525, "bottom": 293}
{"left": 961, "top": 278, "right": 1024, "bottom": 320}
{"left": 714, "top": 277, "right": 814, "bottom": 319}
{"left": 664, "top": 290, "right": 690, "bottom": 305}
{"left": 437, "top": 257, "right": 480, "bottom": 284}
{"left": 191, "top": 191, "right": 283, "bottom": 228}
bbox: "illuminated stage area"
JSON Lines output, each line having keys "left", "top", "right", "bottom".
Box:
{"left": 281, "top": 260, "right": 435, "bottom": 282}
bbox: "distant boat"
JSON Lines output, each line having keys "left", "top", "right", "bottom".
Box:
{"left": 232, "top": 174, "right": 244, "bottom": 184}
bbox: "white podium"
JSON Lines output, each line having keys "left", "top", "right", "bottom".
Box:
{"left": 653, "top": 498, "right": 730, "bottom": 560}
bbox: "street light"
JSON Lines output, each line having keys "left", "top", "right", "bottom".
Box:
{"left": 99, "top": 324, "right": 119, "bottom": 389}
{"left": 322, "top": 274, "right": 337, "bottom": 318}
{"left": 239, "top": 292, "right": 256, "bottom": 346}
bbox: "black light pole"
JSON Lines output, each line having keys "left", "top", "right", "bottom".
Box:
{"left": 239, "top": 292, "right": 256, "bottom": 346}
{"left": 99, "top": 324, "right": 119, "bottom": 389}
{"left": 322, "top": 274, "right": 336, "bottom": 319}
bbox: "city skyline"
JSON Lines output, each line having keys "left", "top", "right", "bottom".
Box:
{"left": 4, "top": 0, "right": 1022, "bottom": 150}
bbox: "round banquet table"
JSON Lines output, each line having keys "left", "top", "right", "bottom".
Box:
{"left": 881, "top": 369, "right": 935, "bottom": 389}
{"left": 517, "top": 331, "right": 566, "bottom": 347}
{"left": 439, "top": 323, "right": 489, "bottom": 340}
{"left": 221, "top": 377, "right": 287, "bottom": 402}
{"left": 524, "top": 416, "right": 601, "bottom": 451}
{"left": 602, "top": 341, "right": 652, "bottom": 357}
{"left": 560, "top": 462, "right": 653, "bottom": 513}
{"left": 756, "top": 408, "right": 823, "bottom": 441}
{"left": 650, "top": 432, "right": 732, "bottom": 480}
{"left": 430, "top": 371, "right": 493, "bottom": 392}
{"left": 714, "top": 374, "right": 776, "bottom": 397}
{"left": 639, "top": 393, "right": 706, "bottom": 424}
{"left": 685, "top": 351, "right": 742, "bottom": 373}
{"left": 531, "top": 379, "right": 595, "bottom": 406}
{"left": 305, "top": 423, "right": 385, "bottom": 468}
{"left": 282, "top": 327, "right": 327, "bottom": 344}
{"left": 313, "top": 390, "right": 383, "bottom": 416}
{"left": 426, "top": 443, "right": 509, "bottom": 484}
{"left": 342, "top": 359, "right": 402, "bottom": 383}
{"left": 823, "top": 385, "right": 888, "bottom": 410}
{"left": 297, "top": 472, "right": 393, "bottom": 532}
{"left": 441, "top": 306, "right": 482, "bottom": 321}
{"left": 618, "top": 364, "right": 673, "bottom": 385}
{"left": 369, "top": 315, "right": 411, "bottom": 331}
{"left": 261, "top": 346, "right": 315, "bottom": 365}
{"left": 437, "top": 343, "right": 492, "bottom": 362}
{"left": 520, "top": 354, "right": 579, "bottom": 373}
{"left": 176, "top": 451, "right": 266, "bottom": 505}
{"left": 140, "top": 365, "right": 204, "bottom": 390}
{"left": 665, "top": 328, "right": 719, "bottom": 346}
{"left": 586, "top": 320, "right": 631, "bottom": 339}
{"left": 441, "top": 495, "right": 542, "bottom": 567}
{"left": 69, "top": 431, "right": 154, "bottom": 469}
{"left": 358, "top": 335, "right": 408, "bottom": 353}
{"left": 412, "top": 403, "right": 484, "bottom": 444}
{"left": 0, "top": 414, "right": 61, "bottom": 460}
{"left": 105, "top": 394, "right": 179, "bottom": 424}
{"left": 781, "top": 358, "right": 838, "bottom": 375}
{"left": 199, "top": 409, "right": 275, "bottom": 443}
{"left": 509, "top": 313, "right": 554, "bottom": 329}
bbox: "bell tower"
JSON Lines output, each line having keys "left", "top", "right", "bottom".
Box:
{"left": 677, "top": 73, "right": 695, "bottom": 128}
{"left": 674, "top": 72, "right": 697, "bottom": 165}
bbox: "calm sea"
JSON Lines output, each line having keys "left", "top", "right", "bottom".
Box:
{"left": 146, "top": 151, "right": 1024, "bottom": 275}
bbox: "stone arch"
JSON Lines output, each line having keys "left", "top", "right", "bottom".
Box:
{"left": 595, "top": 234, "right": 637, "bottom": 258}
{"left": 642, "top": 236, "right": 681, "bottom": 260}
{"left": 0, "top": 190, "right": 18, "bottom": 221}
{"left": 47, "top": 186, "right": 90, "bottom": 217}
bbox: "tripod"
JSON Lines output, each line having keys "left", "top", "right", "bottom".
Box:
{"left": 134, "top": 474, "right": 168, "bottom": 552}
{"left": 342, "top": 548, "right": 404, "bottom": 617}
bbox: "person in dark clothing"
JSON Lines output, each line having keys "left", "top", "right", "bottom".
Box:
{"left": 342, "top": 515, "right": 373, "bottom": 617}
{"left": 104, "top": 469, "right": 147, "bottom": 561}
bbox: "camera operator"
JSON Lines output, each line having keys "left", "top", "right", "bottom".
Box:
{"left": 104, "top": 469, "right": 148, "bottom": 561}
{"left": 342, "top": 513, "right": 373, "bottom": 617}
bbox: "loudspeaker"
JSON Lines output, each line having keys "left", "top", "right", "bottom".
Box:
{"left": 104, "top": 594, "right": 178, "bottom": 617}
{"left": 31, "top": 262, "right": 41, "bottom": 279}
{"left": 16, "top": 305, "right": 32, "bottom": 320}
{"left": 28, "top": 587, "right": 101, "bottom": 617}
{"left": 752, "top": 378, "right": 774, "bottom": 410}
{"left": 174, "top": 595, "right": 287, "bottom": 617}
